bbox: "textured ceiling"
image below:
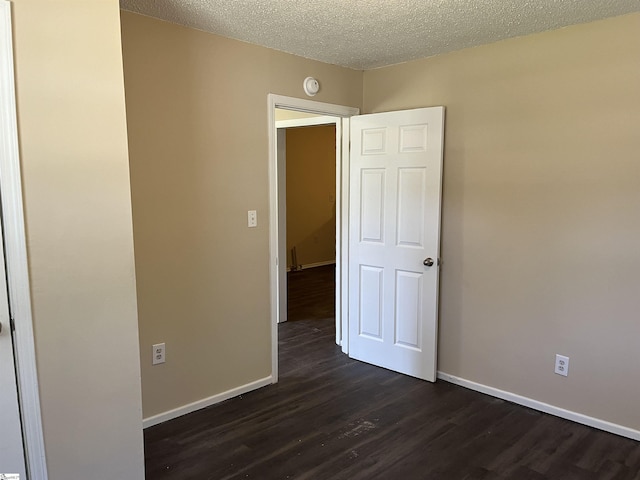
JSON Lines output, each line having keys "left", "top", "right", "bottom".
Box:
{"left": 119, "top": 0, "right": 639, "bottom": 70}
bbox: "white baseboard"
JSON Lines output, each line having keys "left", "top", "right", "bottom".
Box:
{"left": 143, "top": 376, "right": 273, "bottom": 429}
{"left": 287, "top": 260, "right": 335, "bottom": 272}
{"left": 437, "top": 371, "right": 640, "bottom": 441}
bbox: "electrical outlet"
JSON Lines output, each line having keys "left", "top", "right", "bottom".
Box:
{"left": 152, "top": 343, "right": 165, "bottom": 365}
{"left": 555, "top": 354, "right": 569, "bottom": 376}
{"left": 248, "top": 210, "right": 257, "bottom": 228}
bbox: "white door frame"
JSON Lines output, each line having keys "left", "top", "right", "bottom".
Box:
{"left": 267, "top": 94, "right": 358, "bottom": 382}
{"left": 0, "top": 2, "right": 49, "bottom": 478}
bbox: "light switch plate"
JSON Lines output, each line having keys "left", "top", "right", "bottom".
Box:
{"left": 248, "top": 210, "right": 257, "bottom": 227}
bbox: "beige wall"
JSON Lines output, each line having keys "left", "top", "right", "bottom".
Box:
{"left": 11, "top": 1, "right": 144, "bottom": 479}
{"left": 286, "top": 125, "right": 337, "bottom": 268}
{"left": 120, "top": 11, "right": 362, "bottom": 418}
{"left": 8, "top": 5, "right": 636, "bottom": 478}
{"left": 364, "top": 13, "right": 640, "bottom": 430}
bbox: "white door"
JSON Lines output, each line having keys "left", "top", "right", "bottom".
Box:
{"left": 348, "top": 107, "right": 444, "bottom": 381}
{"left": 0, "top": 218, "right": 27, "bottom": 477}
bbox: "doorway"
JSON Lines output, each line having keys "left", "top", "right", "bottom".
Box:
{"left": 269, "top": 96, "right": 445, "bottom": 386}
{"left": 281, "top": 120, "right": 337, "bottom": 326}
{"left": 277, "top": 115, "right": 338, "bottom": 328}
{"left": 268, "top": 95, "right": 359, "bottom": 381}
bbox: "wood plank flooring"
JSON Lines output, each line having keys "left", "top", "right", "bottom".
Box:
{"left": 286, "top": 265, "right": 335, "bottom": 322}
{"left": 144, "top": 267, "right": 640, "bottom": 480}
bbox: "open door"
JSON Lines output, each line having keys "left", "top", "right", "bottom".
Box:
{"left": 347, "top": 107, "right": 444, "bottom": 381}
{"left": 268, "top": 96, "right": 444, "bottom": 384}
{"left": 0, "top": 2, "right": 38, "bottom": 477}
{"left": 0, "top": 217, "right": 27, "bottom": 477}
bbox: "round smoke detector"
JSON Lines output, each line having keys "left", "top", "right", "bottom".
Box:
{"left": 303, "top": 77, "right": 320, "bottom": 96}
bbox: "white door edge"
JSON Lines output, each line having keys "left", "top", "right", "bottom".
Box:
{"left": 340, "top": 117, "right": 351, "bottom": 354}
{"left": 276, "top": 128, "right": 287, "bottom": 324}
{"left": 268, "top": 94, "right": 359, "bottom": 382}
{"left": 0, "top": 2, "right": 49, "bottom": 478}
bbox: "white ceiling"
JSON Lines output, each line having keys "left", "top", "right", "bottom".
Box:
{"left": 119, "top": 0, "right": 639, "bottom": 70}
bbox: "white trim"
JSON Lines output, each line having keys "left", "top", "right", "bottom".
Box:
{"left": 334, "top": 118, "right": 344, "bottom": 347}
{"left": 268, "top": 98, "right": 279, "bottom": 382}
{"left": 0, "top": 3, "right": 48, "bottom": 479}
{"left": 339, "top": 118, "right": 350, "bottom": 354}
{"left": 268, "top": 94, "right": 359, "bottom": 383}
{"left": 271, "top": 95, "right": 359, "bottom": 119}
{"left": 287, "top": 260, "right": 336, "bottom": 272}
{"left": 437, "top": 371, "right": 640, "bottom": 441}
{"left": 142, "top": 376, "right": 273, "bottom": 429}
{"left": 276, "top": 128, "right": 287, "bottom": 323}
{"left": 275, "top": 115, "right": 338, "bottom": 129}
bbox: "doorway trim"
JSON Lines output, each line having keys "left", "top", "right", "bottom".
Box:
{"left": 0, "top": 2, "right": 49, "bottom": 478}
{"left": 267, "top": 94, "right": 358, "bottom": 382}
{"left": 276, "top": 115, "right": 339, "bottom": 129}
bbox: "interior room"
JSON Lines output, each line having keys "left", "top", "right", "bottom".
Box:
{"left": 2, "top": 1, "right": 639, "bottom": 478}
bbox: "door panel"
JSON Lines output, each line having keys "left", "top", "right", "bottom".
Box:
{"left": 360, "top": 169, "right": 385, "bottom": 243}
{"left": 348, "top": 107, "right": 444, "bottom": 381}
{"left": 395, "top": 270, "right": 422, "bottom": 349}
{"left": 359, "top": 265, "right": 383, "bottom": 339}
{"left": 397, "top": 167, "right": 426, "bottom": 247}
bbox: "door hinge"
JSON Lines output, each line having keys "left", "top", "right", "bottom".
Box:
{"left": 10, "top": 315, "right": 15, "bottom": 332}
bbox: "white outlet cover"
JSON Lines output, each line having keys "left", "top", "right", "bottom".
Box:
{"left": 152, "top": 343, "right": 166, "bottom": 365}
{"left": 555, "top": 354, "right": 569, "bottom": 376}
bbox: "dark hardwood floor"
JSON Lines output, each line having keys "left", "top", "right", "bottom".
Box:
{"left": 286, "top": 264, "right": 335, "bottom": 322}
{"left": 144, "top": 267, "right": 640, "bottom": 480}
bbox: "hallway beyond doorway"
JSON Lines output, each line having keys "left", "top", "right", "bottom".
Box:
{"left": 287, "top": 264, "right": 335, "bottom": 322}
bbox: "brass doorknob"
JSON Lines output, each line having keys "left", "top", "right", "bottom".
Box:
{"left": 423, "top": 258, "right": 434, "bottom": 267}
